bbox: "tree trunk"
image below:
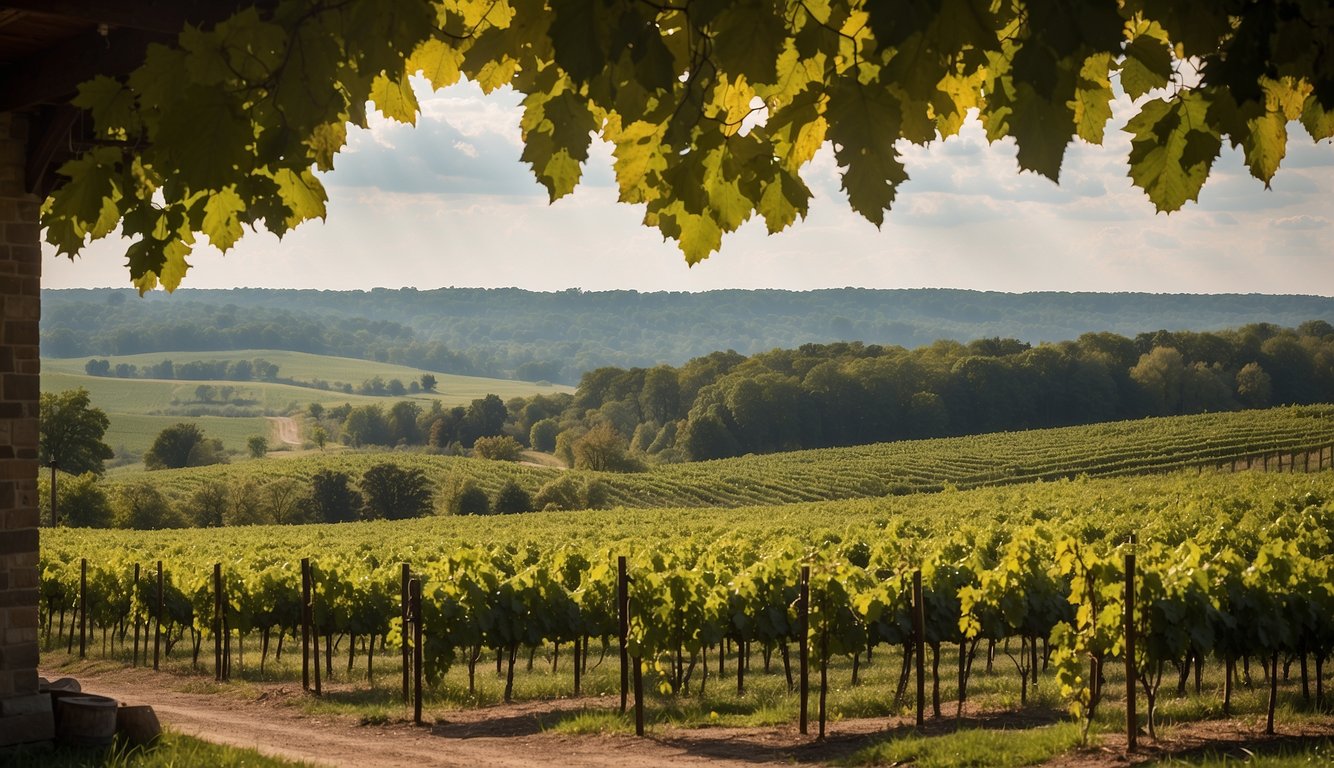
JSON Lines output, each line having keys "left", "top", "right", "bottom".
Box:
{"left": 1224, "top": 656, "right": 1234, "bottom": 716}
{"left": 505, "top": 643, "right": 518, "bottom": 702}
{"left": 1266, "top": 651, "right": 1279, "bottom": 735}
{"left": 931, "top": 642, "right": 941, "bottom": 718}
{"left": 737, "top": 638, "right": 745, "bottom": 695}
{"left": 893, "top": 641, "right": 912, "bottom": 708}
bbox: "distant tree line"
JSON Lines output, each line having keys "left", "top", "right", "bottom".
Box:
{"left": 301, "top": 321, "right": 1334, "bottom": 467}
{"left": 82, "top": 354, "right": 443, "bottom": 402}
{"left": 42, "top": 288, "right": 1334, "bottom": 386}
{"left": 42, "top": 463, "right": 613, "bottom": 530}
{"left": 84, "top": 356, "right": 280, "bottom": 382}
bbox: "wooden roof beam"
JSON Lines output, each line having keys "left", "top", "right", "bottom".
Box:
{"left": 0, "top": 0, "right": 253, "bottom": 35}
{"left": 0, "top": 23, "right": 164, "bottom": 112}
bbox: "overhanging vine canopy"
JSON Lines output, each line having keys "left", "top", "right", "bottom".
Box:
{"left": 41, "top": 0, "right": 1334, "bottom": 291}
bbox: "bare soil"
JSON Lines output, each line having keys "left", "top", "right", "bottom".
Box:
{"left": 42, "top": 666, "right": 1333, "bottom": 768}
{"left": 267, "top": 416, "right": 302, "bottom": 448}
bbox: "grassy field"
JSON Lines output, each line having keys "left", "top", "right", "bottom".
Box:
{"left": 43, "top": 350, "right": 572, "bottom": 457}
{"left": 44, "top": 350, "right": 571, "bottom": 403}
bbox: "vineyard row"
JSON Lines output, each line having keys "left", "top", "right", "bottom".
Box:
{"left": 41, "top": 507, "right": 1332, "bottom": 741}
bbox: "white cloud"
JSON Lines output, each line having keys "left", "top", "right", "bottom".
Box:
{"left": 1271, "top": 215, "right": 1329, "bottom": 230}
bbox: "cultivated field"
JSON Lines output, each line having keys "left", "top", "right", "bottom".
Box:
{"left": 98, "top": 405, "right": 1334, "bottom": 508}
{"left": 40, "top": 470, "right": 1334, "bottom": 766}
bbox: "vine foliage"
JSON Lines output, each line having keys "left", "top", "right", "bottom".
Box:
{"left": 42, "top": 0, "right": 1334, "bottom": 291}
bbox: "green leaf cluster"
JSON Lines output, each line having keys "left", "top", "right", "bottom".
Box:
{"left": 40, "top": 1, "right": 1334, "bottom": 285}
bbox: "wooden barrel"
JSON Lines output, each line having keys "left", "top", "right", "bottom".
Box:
{"left": 117, "top": 704, "right": 162, "bottom": 746}
{"left": 55, "top": 695, "right": 119, "bottom": 747}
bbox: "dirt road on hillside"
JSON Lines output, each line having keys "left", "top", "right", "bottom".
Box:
{"left": 268, "top": 416, "right": 301, "bottom": 448}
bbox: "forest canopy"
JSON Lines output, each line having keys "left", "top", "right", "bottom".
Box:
{"left": 41, "top": 0, "right": 1334, "bottom": 291}
{"left": 288, "top": 320, "right": 1334, "bottom": 463}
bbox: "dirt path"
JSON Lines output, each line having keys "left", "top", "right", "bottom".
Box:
{"left": 42, "top": 666, "right": 1333, "bottom": 768}
{"left": 268, "top": 416, "right": 301, "bottom": 448}
{"left": 518, "top": 450, "right": 566, "bottom": 469}
{"left": 46, "top": 666, "right": 854, "bottom": 768}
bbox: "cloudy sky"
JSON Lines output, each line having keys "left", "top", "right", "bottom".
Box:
{"left": 42, "top": 79, "right": 1334, "bottom": 295}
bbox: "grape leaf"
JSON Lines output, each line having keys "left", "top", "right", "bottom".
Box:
{"left": 521, "top": 86, "right": 596, "bottom": 201}
{"left": 1125, "top": 93, "right": 1221, "bottom": 212}
{"left": 1241, "top": 111, "right": 1287, "bottom": 187}
{"left": 757, "top": 168, "right": 811, "bottom": 234}
{"left": 202, "top": 186, "right": 246, "bottom": 251}
{"left": 548, "top": 0, "right": 609, "bottom": 84}
{"left": 1301, "top": 95, "right": 1334, "bottom": 140}
{"left": 272, "top": 168, "right": 328, "bottom": 229}
{"left": 1121, "top": 34, "right": 1173, "bottom": 100}
{"left": 711, "top": 0, "right": 788, "bottom": 84}
{"left": 1010, "top": 84, "right": 1075, "bottom": 181}
{"left": 45, "top": 148, "right": 123, "bottom": 255}
{"left": 652, "top": 202, "right": 723, "bottom": 264}
{"left": 408, "top": 38, "right": 464, "bottom": 90}
{"left": 825, "top": 77, "right": 906, "bottom": 226}
{"left": 153, "top": 85, "right": 254, "bottom": 191}
{"left": 1071, "top": 53, "right": 1114, "bottom": 143}
{"left": 306, "top": 122, "right": 347, "bottom": 172}
{"left": 608, "top": 118, "right": 667, "bottom": 204}
{"left": 72, "top": 76, "right": 140, "bottom": 136}
{"left": 370, "top": 71, "right": 419, "bottom": 125}
{"left": 157, "top": 237, "right": 194, "bottom": 291}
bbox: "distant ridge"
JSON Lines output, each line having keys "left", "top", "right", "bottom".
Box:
{"left": 42, "top": 288, "right": 1333, "bottom": 384}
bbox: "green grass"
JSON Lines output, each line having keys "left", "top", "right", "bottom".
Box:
{"left": 842, "top": 723, "right": 1088, "bottom": 767}
{"left": 545, "top": 708, "right": 635, "bottom": 734}
{"left": 101, "top": 414, "right": 270, "bottom": 461}
{"left": 1147, "top": 738, "right": 1334, "bottom": 766}
{"left": 43, "top": 350, "right": 571, "bottom": 455}
{"left": 44, "top": 350, "right": 570, "bottom": 402}
{"left": 3, "top": 731, "right": 313, "bottom": 768}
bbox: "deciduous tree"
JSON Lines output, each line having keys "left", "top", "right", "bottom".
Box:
{"left": 360, "top": 463, "right": 433, "bottom": 520}
{"left": 473, "top": 435, "right": 523, "bottom": 461}
{"left": 493, "top": 479, "right": 532, "bottom": 514}
{"left": 306, "top": 469, "right": 363, "bottom": 523}
{"left": 38, "top": 389, "right": 115, "bottom": 476}
{"left": 144, "top": 422, "right": 227, "bottom": 470}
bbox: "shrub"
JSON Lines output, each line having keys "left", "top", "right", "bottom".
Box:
{"left": 493, "top": 479, "right": 532, "bottom": 514}
{"left": 472, "top": 435, "right": 523, "bottom": 461}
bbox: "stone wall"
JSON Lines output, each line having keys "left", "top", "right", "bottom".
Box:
{"left": 0, "top": 111, "right": 52, "bottom": 747}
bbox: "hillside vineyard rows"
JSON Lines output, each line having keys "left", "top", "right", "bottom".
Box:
{"left": 103, "top": 405, "right": 1334, "bottom": 511}
{"left": 41, "top": 471, "right": 1333, "bottom": 739}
